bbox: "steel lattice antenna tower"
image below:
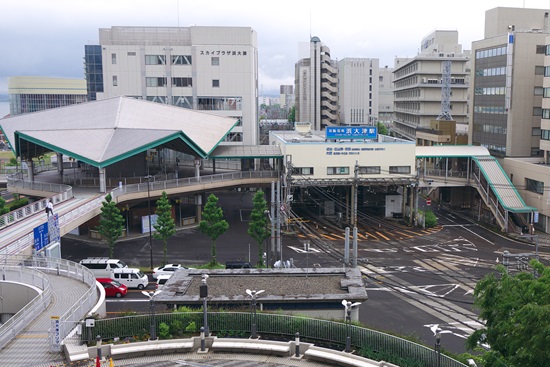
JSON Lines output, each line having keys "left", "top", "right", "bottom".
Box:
{"left": 437, "top": 60, "right": 453, "bottom": 121}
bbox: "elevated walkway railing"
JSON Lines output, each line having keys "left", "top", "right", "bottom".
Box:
{"left": 0, "top": 264, "right": 52, "bottom": 350}
{"left": 0, "top": 256, "right": 98, "bottom": 352}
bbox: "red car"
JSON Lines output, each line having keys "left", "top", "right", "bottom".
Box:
{"left": 97, "top": 278, "right": 128, "bottom": 298}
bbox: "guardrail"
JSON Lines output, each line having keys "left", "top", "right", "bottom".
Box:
{"left": 13, "top": 256, "right": 97, "bottom": 352}
{"left": 84, "top": 312, "right": 467, "bottom": 367}
{"left": 0, "top": 265, "right": 52, "bottom": 350}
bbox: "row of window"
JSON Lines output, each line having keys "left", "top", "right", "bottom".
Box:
{"left": 144, "top": 55, "right": 192, "bottom": 65}
{"left": 474, "top": 87, "right": 506, "bottom": 96}
{"left": 144, "top": 96, "right": 242, "bottom": 111}
{"left": 292, "top": 166, "right": 411, "bottom": 176}
{"left": 473, "top": 106, "right": 507, "bottom": 114}
{"left": 475, "top": 67, "right": 506, "bottom": 77}
{"left": 113, "top": 76, "right": 220, "bottom": 88}
{"left": 475, "top": 46, "right": 507, "bottom": 59}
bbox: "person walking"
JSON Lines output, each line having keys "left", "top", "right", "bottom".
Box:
{"left": 46, "top": 199, "right": 54, "bottom": 217}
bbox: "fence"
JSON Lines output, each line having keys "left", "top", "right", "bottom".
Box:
{"left": 84, "top": 312, "right": 467, "bottom": 367}
{"left": 0, "top": 265, "right": 52, "bottom": 350}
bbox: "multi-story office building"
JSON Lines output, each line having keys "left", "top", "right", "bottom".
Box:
{"left": 88, "top": 26, "right": 259, "bottom": 145}
{"left": 392, "top": 30, "right": 470, "bottom": 141}
{"left": 469, "top": 7, "right": 549, "bottom": 158}
{"left": 470, "top": 7, "right": 550, "bottom": 232}
{"left": 8, "top": 76, "right": 87, "bottom": 116}
{"left": 295, "top": 36, "right": 338, "bottom": 130}
{"left": 378, "top": 66, "right": 395, "bottom": 127}
{"left": 338, "top": 58, "right": 379, "bottom": 125}
{"left": 279, "top": 85, "right": 294, "bottom": 110}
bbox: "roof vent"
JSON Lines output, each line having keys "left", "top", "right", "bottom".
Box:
{"left": 295, "top": 122, "right": 311, "bottom": 134}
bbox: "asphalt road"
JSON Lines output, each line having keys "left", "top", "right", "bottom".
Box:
{"left": 60, "top": 191, "right": 549, "bottom": 355}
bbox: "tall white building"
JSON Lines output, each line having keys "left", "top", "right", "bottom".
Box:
{"left": 378, "top": 66, "right": 395, "bottom": 127}
{"left": 338, "top": 58, "right": 379, "bottom": 125}
{"left": 295, "top": 36, "right": 338, "bottom": 130}
{"left": 94, "top": 26, "right": 259, "bottom": 145}
{"left": 392, "top": 30, "right": 470, "bottom": 140}
{"left": 279, "top": 85, "right": 294, "bottom": 110}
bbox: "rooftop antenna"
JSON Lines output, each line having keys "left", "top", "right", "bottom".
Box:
{"left": 177, "top": 0, "right": 180, "bottom": 26}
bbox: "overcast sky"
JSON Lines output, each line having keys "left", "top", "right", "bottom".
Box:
{"left": 2, "top": 0, "right": 550, "bottom": 96}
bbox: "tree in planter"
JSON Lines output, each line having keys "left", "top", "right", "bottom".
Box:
{"left": 466, "top": 260, "right": 550, "bottom": 367}
{"left": 153, "top": 191, "right": 176, "bottom": 266}
{"left": 0, "top": 197, "right": 9, "bottom": 215}
{"left": 247, "top": 190, "right": 269, "bottom": 267}
{"left": 199, "top": 194, "right": 229, "bottom": 266}
{"left": 97, "top": 193, "right": 125, "bottom": 258}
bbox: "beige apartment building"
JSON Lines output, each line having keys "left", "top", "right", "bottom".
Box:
{"left": 295, "top": 36, "right": 338, "bottom": 130}
{"left": 392, "top": 30, "right": 470, "bottom": 141}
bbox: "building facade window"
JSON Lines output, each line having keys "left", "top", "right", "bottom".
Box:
{"left": 112, "top": 75, "right": 117, "bottom": 86}
{"left": 212, "top": 79, "right": 220, "bottom": 87}
{"left": 171, "top": 55, "right": 192, "bottom": 65}
{"left": 533, "top": 107, "right": 542, "bottom": 116}
{"left": 172, "top": 77, "right": 192, "bottom": 87}
{"left": 146, "top": 77, "right": 167, "bottom": 87}
{"left": 389, "top": 166, "right": 411, "bottom": 174}
{"left": 211, "top": 57, "right": 219, "bottom": 66}
{"left": 172, "top": 96, "right": 192, "bottom": 109}
{"left": 111, "top": 53, "right": 117, "bottom": 64}
{"left": 358, "top": 166, "right": 380, "bottom": 174}
{"left": 535, "top": 87, "right": 544, "bottom": 96}
{"left": 145, "top": 55, "right": 166, "bottom": 65}
{"left": 197, "top": 97, "right": 242, "bottom": 111}
{"left": 327, "top": 167, "right": 350, "bottom": 175}
{"left": 292, "top": 167, "right": 314, "bottom": 175}
{"left": 475, "top": 46, "right": 507, "bottom": 59}
{"left": 526, "top": 178, "right": 544, "bottom": 194}
{"left": 541, "top": 129, "right": 550, "bottom": 140}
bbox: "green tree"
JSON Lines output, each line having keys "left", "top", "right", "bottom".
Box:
{"left": 0, "top": 197, "right": 9, "bottom": 215}
{"left": 424, "top": 210, "right": 437, "bottom": 228}
{"left": 199, "top": 194, "right": 229, "bottom": 266}
{"left": 247, "top": 190, "right": 269, "bottom": 267}
{"left": 288, "top": 106, "right": 296, "bottom": 123}
{"left": 153, "top": 192, "right": 176, "bottom": 266}
{"left": 97, "top": 193, "right": 125, "bottom": 258}
{"left": 466, "top": 260, "right": 550, "bottom": 367}
{"left": 377, "top": 122, "right": 388, "bottom": 135}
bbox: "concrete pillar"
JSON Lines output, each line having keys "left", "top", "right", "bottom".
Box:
{"left": 195, "top": 194, "right": 202, "bottom": 223}
{"left": 27, "top": 160, "right": 34, "bottom": 182}
{"left": 194, "top": 158, "right": 201, "bottom": 179}
{"left": 409, "top": 186, "right": 414, "bottom": 225}
{"left": 99, "top": 167, "right": 106, "bottom": 193}
{"left": 401, "top": 185, "right": 407, "bottom": 218}
{"left": 57, "top": 153, "right": 63, "bottom": 175}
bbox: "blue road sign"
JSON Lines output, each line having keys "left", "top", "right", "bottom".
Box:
{"left": 326, "top": 126, "right": 377, "bottom": 140}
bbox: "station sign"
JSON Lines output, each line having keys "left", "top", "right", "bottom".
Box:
{"left": 325, "top": 126, "right": 377, "bottom": 140}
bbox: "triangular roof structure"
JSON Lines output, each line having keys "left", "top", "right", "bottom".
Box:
{"left": 0, "top": 97, "right": 238, "bottom": 168}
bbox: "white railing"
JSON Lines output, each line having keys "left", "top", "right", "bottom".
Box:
{"left": 0, "top": 264, "right": 52, "bottom": 350}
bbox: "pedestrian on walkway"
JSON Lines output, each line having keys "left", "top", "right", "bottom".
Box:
{"left": 46, "top": 199, "right": 54, "bottom": 217}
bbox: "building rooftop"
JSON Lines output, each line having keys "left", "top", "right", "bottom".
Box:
{"left": 154, "top": 268, "right": 367, "bottom": 305}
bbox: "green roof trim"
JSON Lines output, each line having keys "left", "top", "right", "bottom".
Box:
{"left": 206, "top": 118, "right": 241, "bottom": 155}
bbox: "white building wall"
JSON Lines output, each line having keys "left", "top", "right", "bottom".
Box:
{"left": 98, "top": 26, "right": 258, "bottom": 145}
{"left": 339, "top": 58, "right": 380, "bottom": 125}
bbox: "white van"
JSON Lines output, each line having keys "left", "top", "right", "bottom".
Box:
{"left": 156, "top": 274, "right": 172, "bottom": 290}
{"left": 112, "top": 268, "right": 149, "bottom": 289}
{"left": 79, "top": 258, "right": 127, "bottom": 277}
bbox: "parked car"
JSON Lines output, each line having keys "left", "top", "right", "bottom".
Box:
{"left": 156, "top": 274, "right": 172, "bottom": 290}
{"left": 112, "top": 268, "right": 149, "bottom": 289}
{"left": 96, "top": 278, "right": 128, "bottom": 298}
{"left": 152, "top": 263, "right": 191, "bottom": 279}
{"left": 80, "top": 258, "right": 127, "bottom": 278}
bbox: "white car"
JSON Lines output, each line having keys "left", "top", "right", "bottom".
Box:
{"left": 152, "top": 263, "right": 190, "bottom": 279}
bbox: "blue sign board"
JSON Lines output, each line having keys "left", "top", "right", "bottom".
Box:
{"left": 33, "top": 222, "right": 49, "bottom": 251}
{"left": 325, "top": 126, "right": 377, "bottom": 140}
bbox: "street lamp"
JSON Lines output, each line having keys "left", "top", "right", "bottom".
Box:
{"left": 264, "top": 209, "right": 270, "bottom": 268}
{"left": 146, "top": 175, "right": 153, "bottom": 269}
{"left": 246, "top": 289, "right": 265, "bottom": 339}
{"left": 342, "top": 299, "right": 361, "bottom": 353}
{"left": 95, "top": 334, "right": 102, "bottom": 360}
{"left": 434, "top": 332, "right": 442, "bottom": 367}
{"left": 142, "top": 290, "right": 160, "bottom": 340}
{"left": 200, "top": 274, "right": 209, "bottom": 336}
